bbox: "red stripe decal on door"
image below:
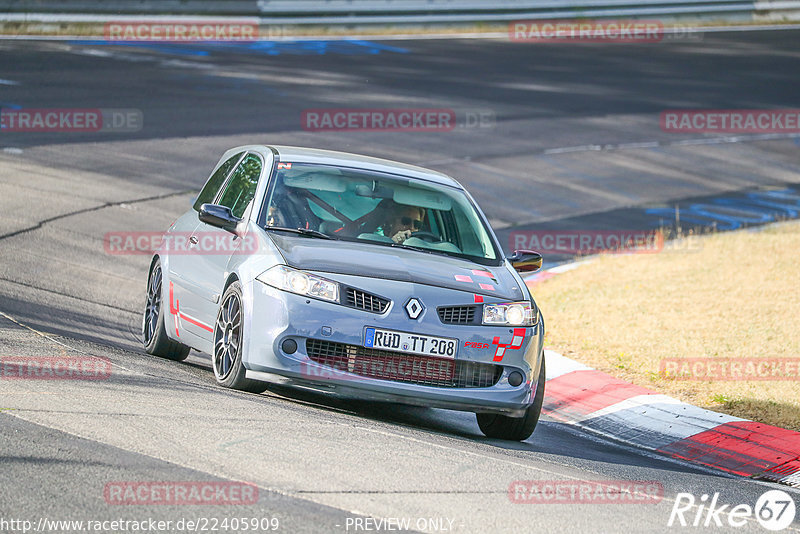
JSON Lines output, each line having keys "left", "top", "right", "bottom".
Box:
{"left": 169, "top": 281, "right": 214, "bottom": 334}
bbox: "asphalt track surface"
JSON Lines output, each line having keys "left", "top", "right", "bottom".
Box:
{"left": 1, "top": 31, "right": 799, "bottom": 533}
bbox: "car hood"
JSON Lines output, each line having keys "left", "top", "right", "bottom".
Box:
{"left": 268, "top": 233, "right": 524, "bottom": 300}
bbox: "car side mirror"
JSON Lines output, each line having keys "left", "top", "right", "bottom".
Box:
{"left": 508, "top": 249, "right": 542, "bottom": 273}
{"left": 198, "top": 203, "right": 239, "bottom": 234}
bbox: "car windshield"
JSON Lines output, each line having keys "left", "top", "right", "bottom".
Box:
{"left": 260, "top": 162, "right": 500, "bottom": 263}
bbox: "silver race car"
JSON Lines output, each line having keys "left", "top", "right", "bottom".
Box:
{"left": 142, "top": 146, "right": 546, "bottom": 440}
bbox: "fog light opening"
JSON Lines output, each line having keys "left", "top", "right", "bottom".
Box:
{"left": 282, "top": 338, "right": 298, "bottom": 355}
{"left": 508, "top": 371, "right": 524, "bottom": 387}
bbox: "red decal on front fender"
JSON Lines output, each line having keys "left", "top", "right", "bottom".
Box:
{"left": 492, "top": 328, "right": 526, "bottom": 362}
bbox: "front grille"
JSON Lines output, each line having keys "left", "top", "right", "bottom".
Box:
{"left": 345, "top": 288, "right": 390, "bottom": 314}
{"left": 306, "top": 339, "right": 502, "bottom": 388}
{"left": 438, "top": 305, "right": 477, "bottom": 324}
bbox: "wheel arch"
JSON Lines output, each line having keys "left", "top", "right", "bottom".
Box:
{"left": 148, "top": 254, "right": 175, "bottom": 343}
{"left": 223, "top": 272, "right": 240, "bottom": 293}
{"left": 148, "top": 254, "right": 161, "bottom": 274}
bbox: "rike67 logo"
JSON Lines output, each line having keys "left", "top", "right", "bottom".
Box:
{"left": 668, "top": 490, "right": 796, "bottom": 531}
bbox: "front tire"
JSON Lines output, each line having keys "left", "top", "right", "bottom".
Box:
{"left": 212, "top": 281, "right": 268, "bottom": 394}
{"left": 476, "top": 353, "right": 546, "bottom": 441}
{"left": 142, "top": 259, "right": 190, "bottom": 361}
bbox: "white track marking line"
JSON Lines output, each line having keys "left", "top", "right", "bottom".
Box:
{"left": 0, "top": 310, "right": 135, "bottom": 374}
{"left": 543, "top": 132, "right": 800, "bottom": 155}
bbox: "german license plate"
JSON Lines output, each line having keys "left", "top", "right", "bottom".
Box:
{"left": 364, "top": 327, "right": 458, "bottom": 359}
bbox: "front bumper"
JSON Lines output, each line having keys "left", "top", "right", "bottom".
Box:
{"left": 241, "top": 274, "right": 544, "bottom": 416}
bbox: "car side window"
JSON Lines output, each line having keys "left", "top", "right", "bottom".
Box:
{"left": 217, "top": 153, "right": 263, "bottom": 219}
{"left": 193, "top": 152, "right": 243, "bottom": 211}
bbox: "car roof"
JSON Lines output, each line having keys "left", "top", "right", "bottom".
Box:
{"left": 264, "top": 145, "right": 462, "bottom": 188}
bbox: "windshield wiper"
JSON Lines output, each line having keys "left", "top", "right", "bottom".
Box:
{"left": 266, "top": 226, "right": 335, "bottom": 240}
{"left": 391, "top": 242, "right": 451, "bottom": 258}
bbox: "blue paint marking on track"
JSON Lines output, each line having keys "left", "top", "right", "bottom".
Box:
{"left": 341, "top": 40, "right": 410, "bottom": 54}
{"left": 0, "top": 104, "right": 23, "bottom": 130}
{"left": 166, "top": 72, "right": 287, "bottom": 97}
{"left": 68, "top": 40, "right": 408, "bottom": 56}
{"left": 198, "top": 40, "right": 408, "bottom": 55}
{"left": 644, "top": 187, "right": 800, "bottom": 231}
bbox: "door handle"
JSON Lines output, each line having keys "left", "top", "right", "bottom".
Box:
{"left": 189, "top": 236, "right": 198, "bottom": 245}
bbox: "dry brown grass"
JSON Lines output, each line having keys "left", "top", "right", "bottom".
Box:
{"left": 534, "top": 221, "right": 800, "bottom": 431}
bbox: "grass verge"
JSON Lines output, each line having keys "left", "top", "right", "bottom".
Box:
{"left": 533, "top": 220, "right": 800, "bottom": 431}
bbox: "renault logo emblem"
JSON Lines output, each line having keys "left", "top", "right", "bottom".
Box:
{"left": 405, "top": 298, "right": 424, "bottom": 320}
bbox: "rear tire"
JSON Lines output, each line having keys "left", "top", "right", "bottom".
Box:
{"left": 142, "top": 259, "right": 191, "bottom": 361}
{"left": 212, "top": 281, "right": 268, "bottom": 394}
{"left": 476, "top": 353, "right": 546, "bottom": 441}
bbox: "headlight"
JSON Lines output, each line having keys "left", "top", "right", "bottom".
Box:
{"left": 483, "top": 301, "right": 537, "bottom": 326}
{"left": 257, "top": 265, "right": 339, "bottom": 302}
